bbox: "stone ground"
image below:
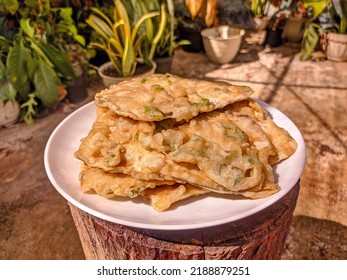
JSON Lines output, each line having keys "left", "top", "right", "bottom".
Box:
{"left": 1, "top": 32, "right": 347, "bottom": 259}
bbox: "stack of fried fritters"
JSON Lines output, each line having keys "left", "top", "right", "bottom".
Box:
{"left": 74, "top": 74, "right": 297, "bottom": 211}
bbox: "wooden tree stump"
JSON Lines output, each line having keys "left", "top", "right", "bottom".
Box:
{"left": 69, "top": 182, "right": 300, "bottom": 260}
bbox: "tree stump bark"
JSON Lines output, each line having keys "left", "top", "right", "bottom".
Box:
{"left": 69, "top": 181, "right": 300, "bottom": 260}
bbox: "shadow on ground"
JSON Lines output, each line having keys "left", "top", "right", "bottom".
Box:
{"left": 282, "top": 215, "right": 347, "bottom": 259}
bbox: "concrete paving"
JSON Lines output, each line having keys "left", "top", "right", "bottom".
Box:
{"left": 1, "top": 31, "right": 346, "bottom": 259}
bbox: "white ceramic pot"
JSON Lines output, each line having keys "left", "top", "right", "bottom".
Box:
{"left": 0, "top": 99, "right": 20, "bottom": 127}
{"left": 98, "top": 61, "right": 157, "bottom": 88}
{"left": 201, "top": 26, "right": 245, "bottom": 64}
{"left": 326, "top": 32, "right": 347, "bottom": 62}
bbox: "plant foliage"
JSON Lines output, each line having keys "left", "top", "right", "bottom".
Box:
{"left": 86, "top": 0, "right": 167, "bottom": 76}
{"left": 0, "top": 0, "right": 86, "bottom": 124}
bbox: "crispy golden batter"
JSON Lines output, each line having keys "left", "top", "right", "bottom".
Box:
{"left": 95, "top": 74, "right": 253, "bottom": 122}
{"left": 75, "top": 107, "right": 278, "bottom": 195}
{"left": 228, "top": 99, "right": 297, "bottom": 164}
{"left": 79, "top": 164, "right": 175, "bottom": 198}
{"left": 141, "top": 184, "right": 209, "bottom": 212}
{"left": 79, "top": 164, "right": 209, "bottom": 211}
{"left": 74, "top": 74, "right": 297, "bottom": 211}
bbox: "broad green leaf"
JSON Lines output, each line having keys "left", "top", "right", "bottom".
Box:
{"left": 27, "top": 39, "right": 54, "bottom": 68}
{"left": 74, "top": 34, "right": 86, "bottom": 46}
{"left": 17, "top": 23, "right": 54, "bottom": 68}
{"left": 6, "top": 40, "right": 31, "bottom": 99}
{"left": 26, "top": 54, "right": 39, "bottom": 80}
{"left": 0, "top": 0, "right": 19, "bottom": 15}
{"left": 57, "top": 7, "right": 74, "bottom": 24}
{"left": 53, "top": 7, "right": 86, "bottom": 45}
{"left": 0, "top": 36, "right": 11, "bottom": 49}
{"left": 20, "top": 18, "right": 35, "bottom": 38}
{"left": 32, "top": 63, "right": 59, "bottom": 108}
{"left": 56, "top": 22, "right": 86, "bottom": 46}
{"left": 39, "top": 43, "right": 76, "bottom": 79}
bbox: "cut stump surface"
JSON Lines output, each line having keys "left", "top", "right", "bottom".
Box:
{"left": 69, "top": 182, "right": 300, "bottom": 260}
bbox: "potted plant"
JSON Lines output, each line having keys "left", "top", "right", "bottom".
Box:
{"left": 0, "top": 38, "right": 20, "bottom": 127}
{"left": 281, "top": 1, "right": 307, "bottom": 44}
{"left": 51, "top": 5, "right": 92, "bottom": 103}
{"left": 323, "top": 0, "right": 347, "bottom": 61}
{"left": 86, "top": 0, "right": 168, "bottom": 87}
{"left": 248, "top": 0, "right": 303, "bottom": 47}
{"left": 175, "top": 0, "right": 219, "bottom": 52}
{"left": 300, "top": 0, "right": 330, "bottom": 60}
{"left": 301, "top": 0, "right": 347, "bottom": 61}
{"left": 66, "top": 43, "right": 90, "bottom": 103}
{"left": 143, "top": 0, "right": 190, "bottom": 73}
{"left": 247, "top": 0, "right": 282, "bottom": 46}
{"left": 0, "top": 0, "right": 85, "bottom": 123}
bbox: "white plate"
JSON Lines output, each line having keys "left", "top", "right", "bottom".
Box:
{"left": 44, "top": 100, "right": 306, "bottom": 230}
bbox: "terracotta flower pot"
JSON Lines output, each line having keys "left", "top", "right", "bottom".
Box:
{"left": 67, "top": 74, "right": 88, "bottom": 103}
{"left": 98, "top": 61, "right": 157, "bottom": 88}
{"left": 282, "top": 18, "right": 306, "bottom": 44}
{"left": 67, "top": 63, "right": 88, "bottom": 103}
{"left": 201, "top": 25, "right": 245, "bottom": 64}
{"left": 154, "top": 56, "right": 173, "bottom": 74}
{"left": 325, "top": 32, "right": 347, "bottom": 62}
